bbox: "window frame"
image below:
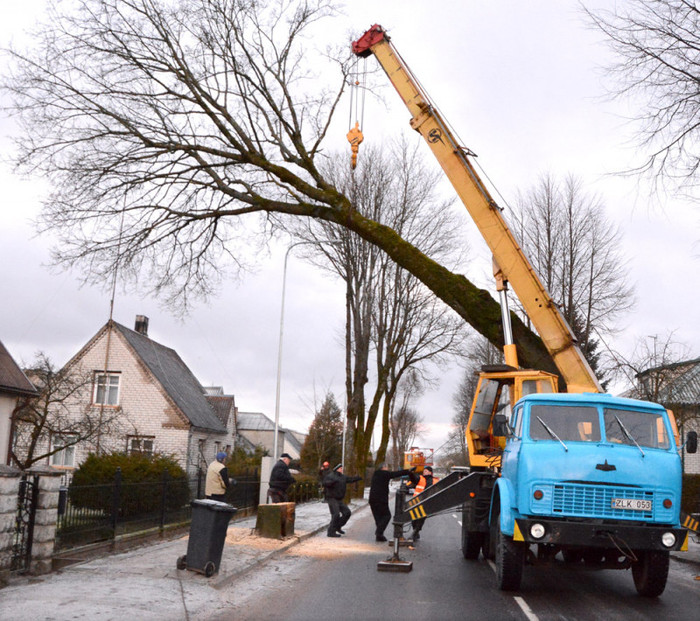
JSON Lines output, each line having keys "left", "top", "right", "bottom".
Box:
{"left": 127, "top": 435, "right": 155, "bottom": 456}
{"left": 92, "top": 372, "right": 121, "bottom": 406}
{"left": 50, "top": 433, "right": 78, "bottom": 468}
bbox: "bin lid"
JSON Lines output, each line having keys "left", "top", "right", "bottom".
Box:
{"left": 191, "top": 498, "right": 238, "bottom": 513}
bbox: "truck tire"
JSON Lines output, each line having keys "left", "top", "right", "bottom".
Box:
{"left": 496, "top": 519, "right": 525, "bottom": 591}
{"left": 632, "top": 550, "right": 669, "bottom": 597}
{"left": 461, "top": 526, "right": 483, "bottom": 560}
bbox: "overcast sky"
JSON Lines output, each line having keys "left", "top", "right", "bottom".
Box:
{"left": 1, "top": 1, "right": 698, "bottom": 457}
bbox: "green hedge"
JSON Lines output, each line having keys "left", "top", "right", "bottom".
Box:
{"left": 69, "top": 452, "right": 190, "bottom": 517}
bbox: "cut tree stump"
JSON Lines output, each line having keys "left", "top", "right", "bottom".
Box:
{"left": 255, "top": 502, "right": 296, "bottom": 539}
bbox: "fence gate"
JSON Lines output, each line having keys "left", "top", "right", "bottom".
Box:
{"left": 11, "top": 473, "right": 39, "bottom": 573}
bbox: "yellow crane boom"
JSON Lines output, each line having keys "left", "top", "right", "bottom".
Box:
{"left": 353, "top": 25, "right": 601, "bottom": 394}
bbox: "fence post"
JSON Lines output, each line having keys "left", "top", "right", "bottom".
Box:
{"left": 0, "top": 466, "right": 22, "bottom": 585}
{"left": 26, "top": 466, "right": 62, "bottom": 575}
{"left": 110, "top": 467, "right": 122, "bottom": 536}
{"left": 159, "top": 470, "right": 169, "bottom": 532}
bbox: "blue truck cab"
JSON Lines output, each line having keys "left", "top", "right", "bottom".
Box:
{"left": 493, "top": 391, "right": 690, "bottom": 596}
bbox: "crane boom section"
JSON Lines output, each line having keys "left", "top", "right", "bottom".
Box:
{"left": 353, "top": 26, "right": 600, "bottom": 393}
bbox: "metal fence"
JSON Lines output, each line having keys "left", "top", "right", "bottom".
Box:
{"left": 55, "top": 468, "right": 261, "bottom": 551}
{"left": 55, "top": 469, "right": 321, "bottom": 552}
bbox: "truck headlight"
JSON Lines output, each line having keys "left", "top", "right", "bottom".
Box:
{"left": 530, "top": 523, "right": 546, "bottom": 539}
{"left": 661, "top": 532, "right": 676, "bottom": 548}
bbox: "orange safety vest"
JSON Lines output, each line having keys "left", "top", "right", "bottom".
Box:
{"left": 414, "top": 474, "right": 439, "bottom": 495}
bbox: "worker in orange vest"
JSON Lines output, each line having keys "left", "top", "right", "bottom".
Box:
{"left": 408, "top": 465, "right": 439, "bottom": 541}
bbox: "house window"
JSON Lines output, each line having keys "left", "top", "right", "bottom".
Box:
{"left": 93, "top": 372, "right": 120, "bottom": 406}
{"left": 127, "top": 435, "right": 154, "bottom": 456}
{"left": 51, "top": 434, "right": 77, "bottom": 468}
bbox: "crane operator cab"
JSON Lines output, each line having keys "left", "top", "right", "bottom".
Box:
{"left": 467, "top": 366, "right": 557, "bottom": 470}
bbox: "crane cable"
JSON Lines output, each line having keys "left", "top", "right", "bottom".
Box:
{"left": 347, "top": 58, "right": 366, "bottom": 169}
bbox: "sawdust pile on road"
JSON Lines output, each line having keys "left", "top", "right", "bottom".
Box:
{"left": 224, "top": 526, "right": 380, "bottom": 558}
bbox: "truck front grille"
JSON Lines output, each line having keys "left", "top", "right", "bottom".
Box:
{"left": 528, "top": 482, "right": 674, "bottom": 523}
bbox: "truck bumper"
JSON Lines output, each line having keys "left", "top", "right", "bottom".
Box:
{"left": 514, "top": 518, "right": 686, "bottom": 551}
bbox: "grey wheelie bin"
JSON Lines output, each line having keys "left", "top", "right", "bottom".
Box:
{"left": 177, "top": 499, "right": 238, "bottom": 577}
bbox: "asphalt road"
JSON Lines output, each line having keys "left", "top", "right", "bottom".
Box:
{"left": 208, "top": 505, "right": 700, "bottom": 621}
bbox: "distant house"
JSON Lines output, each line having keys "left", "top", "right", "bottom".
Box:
{"left": 0, "top": 339, "right": 38, "bottom": 465}
{"left": 39, "top": 316, "right": 235, "bottom": 477}
{"left": 237, "top": 411, "right": 306, "bottom": 460}
{"left": 636, "top": 357, "right": 700, "bottom": 474}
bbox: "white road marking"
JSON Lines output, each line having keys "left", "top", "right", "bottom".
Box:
{"left": 453, "top": 509, "right": 538, "bottom": 621}
{"left": 513, "top": 596, "right": 539, "bottom": 621}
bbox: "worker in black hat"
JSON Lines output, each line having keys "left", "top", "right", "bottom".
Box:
{"left": 269, "top": 453, "right": 295, "bottom": 503}
{"left": 369, "top": 462, "right": 416, "bottom": 541}
{"left": 322, "top": 464, "right": 362, "bottom": 537}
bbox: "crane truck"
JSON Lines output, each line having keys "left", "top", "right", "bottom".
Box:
{"left": 352, "top": 24, "right": 698, "bottom": 596}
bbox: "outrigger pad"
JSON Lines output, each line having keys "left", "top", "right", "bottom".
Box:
{"left": 377, "top": 558, "right": 413, "bottom": 572}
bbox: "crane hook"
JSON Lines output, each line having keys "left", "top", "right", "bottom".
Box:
{"left": 346, "top": 121, "right": 364, "bottom": 169}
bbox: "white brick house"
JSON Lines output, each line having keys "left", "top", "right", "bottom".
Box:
{"left": 0, "top": 339, "right": 38, "bottom": 465}
{"left": 44, "top": 316, "right": 235, "bottom": 477}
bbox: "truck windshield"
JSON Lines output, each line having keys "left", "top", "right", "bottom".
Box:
{"left": 603, "top": 408, "right": 670, "bottom": 449}
{"left": 529, "top": 405, "right": 601, "bottom": 442}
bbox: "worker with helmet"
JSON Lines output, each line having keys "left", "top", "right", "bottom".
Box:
{"left": 408, "top": 465, "right": 439, "bottom": 540}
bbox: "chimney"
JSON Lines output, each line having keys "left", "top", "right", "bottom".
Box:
{"left": 134, "top": 315, "right": 149, "bottom": 336}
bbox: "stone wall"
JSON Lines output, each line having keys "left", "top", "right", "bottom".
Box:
{"left": 0, "top": 465, "right": 63, "bottom": 584}
{"left": 0, "top": 466, "right": 22, "bottom": 584}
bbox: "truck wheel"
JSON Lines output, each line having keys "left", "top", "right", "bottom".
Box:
{"left": 632, "top": 550, "right": 669, "bottom": 597}
{"left": 482, "top": 532, "right": 495, "bottom": 560}
{"left": 461, "top": 527, "right": 484, "bottom": 560}
{"left": 496, "top": 522, "right": 525, "bottom": 591}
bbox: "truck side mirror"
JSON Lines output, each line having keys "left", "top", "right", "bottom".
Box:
{"left": 686, "top": 430, "right": 698, "bottom": 454}
{"left": 492, "top": 414, "right": 511, "bottom": 438}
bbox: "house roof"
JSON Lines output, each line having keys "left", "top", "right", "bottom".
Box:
{"left": 206, "top": 395, "right": 235, "bottom": 427}
{"left": 237, "top": 411, "right": 275, "bottom": 431}
{"left": 283, "top": 428, "right": 303, "bottom": 453}
{"left": 112, "top": 322, "right": 226, "bottom": 433}
{"left": 650, "top": 358, "right": 700, "bottom": 405}
{"left": 0, "top": 339, "right": 38, "bottom": 397}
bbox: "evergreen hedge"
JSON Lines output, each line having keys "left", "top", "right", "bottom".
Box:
{"left": 69, "top": 452, "right": 190, "bottom": 517}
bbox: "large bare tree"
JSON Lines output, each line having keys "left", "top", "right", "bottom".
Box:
{"left": 293, "top": 139, "right": 467, "bottom": 478}
{"left": 3, "top": 0, "right": 559, "bottom": 378}
{"left": 584, "top": 1, "right": 700, "bottom": 194}
{"left": 510, "top": 173, "right": 634, "bottom": 383}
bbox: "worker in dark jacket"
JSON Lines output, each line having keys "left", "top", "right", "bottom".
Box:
{"left": 369, "top": 463, "right": 415, "bottom": 541}
{"left": 268, "top": 453, "right": 295, "bottom": 503}
{"left": 323, "top": 464, "right": 362, "bottom": 537}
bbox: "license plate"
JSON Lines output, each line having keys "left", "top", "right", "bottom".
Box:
{"left": 612, "top": 498, "right": 652, "bottom": 511}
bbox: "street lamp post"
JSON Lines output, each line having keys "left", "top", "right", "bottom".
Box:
{"left": 272, "top": 240, "right": 340, "bottom": 462}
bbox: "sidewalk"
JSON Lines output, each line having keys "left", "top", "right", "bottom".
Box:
{"left": 0, "top": 498, "right": 367, "bottom": 620}
{"left": 0, "top": 499, "right": 698, "bottom": 620}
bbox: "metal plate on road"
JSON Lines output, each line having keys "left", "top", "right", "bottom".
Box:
{"left": 612, "top": 498, "right": 652, "bottom": 511}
